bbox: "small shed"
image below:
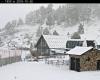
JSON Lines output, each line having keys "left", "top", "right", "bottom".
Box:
{"left": 67, "top": 46, "right": 100, "bottom": 72}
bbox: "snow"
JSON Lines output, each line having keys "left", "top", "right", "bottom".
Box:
{"left": 81, "top": 20, "right": 100, "bottom": 41}
{"left": 15, "top": 24, "right": 39, "bottom": 34}
{"left": 21, "top": 50, "right": 31, "bottom": 61}
{"left": 95, "top": 37, "right": 100, "bottom": 45}
{"left": 0, "top": 61, "right": 100, "bottom": 80}
{"left": 52, "top": 24, "right": 79, "bottom": 36}
{"left": 67, "top": 46, "right": 93, "bottom": 55}
{"left": 51, "top": 20, "right": 100, "bottom": 46}
{"left": 1, "top": 19, "right": 100, "bottom": 49}
{"left": 43, "top": 35, "right": 68, "bottom": 49}
{"left": 4, "top": 24, "right": 40, "bottom": 49}
{"left": 82, "top": 39, "right": 87, "bottom": 47}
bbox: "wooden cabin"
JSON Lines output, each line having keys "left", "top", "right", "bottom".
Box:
{"left": 66, "top": 39, "right": 95, "bottom": 50}
{"left": 67, "top": 46, "right": 100, "bottom": 72}
{"left": 35, "top": 35, "right": 67, "bottom": 56}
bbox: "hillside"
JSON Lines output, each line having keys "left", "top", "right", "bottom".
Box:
{"left": 1, "top": 4, "right": 100, "bottom": 49}
{"left": 0, "top": 19, "right": 100, "bottom": 49}
{"left": 0, "top": 24, "right": 39, "bottom": 49}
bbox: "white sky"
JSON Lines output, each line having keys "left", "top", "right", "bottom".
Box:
{"left": 0, "top": 4, "right": 64, "bottom": 29}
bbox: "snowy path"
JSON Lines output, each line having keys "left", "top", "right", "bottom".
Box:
{"left": 0, "top": 61, "right": 100, "bottom": 80}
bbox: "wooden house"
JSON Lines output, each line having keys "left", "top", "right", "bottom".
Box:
{"left": 67, "top": 46, "right": 100, "bottom": 72}
{"left": 66, "top": 39, "right": 95, "bottom": 50}
{"left": 35, "top": 35, "right": 67, "bottom": 56}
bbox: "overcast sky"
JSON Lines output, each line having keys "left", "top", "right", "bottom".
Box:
{"left": 0, "top": 4, "right": 64, "bottom": 29}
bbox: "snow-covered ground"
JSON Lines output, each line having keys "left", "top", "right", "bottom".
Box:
{"left": 0, "top": 61, "right": 100, "bottom": 80}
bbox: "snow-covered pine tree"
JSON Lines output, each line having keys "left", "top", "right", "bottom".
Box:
{"left": 53, "top": 30, "right": 59, "bottom": 35}
{"left": 71, "top": 32, "right": 81, "bottom": 39}
{"left": 78, "top": 23, "right": 84, "bottom": 34}
{"left": 43, "top": 27, "right": 50, "bottom": 35}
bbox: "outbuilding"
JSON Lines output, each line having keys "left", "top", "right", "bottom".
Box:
{"left": 67, "top": 46, "right": 100, "bottom": 72}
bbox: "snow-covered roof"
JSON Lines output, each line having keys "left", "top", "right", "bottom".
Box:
{"left": 43, "top": 35, "right": 68, "bottom": 49}
{"left": 67, "top": 46, "right": 93, "bottom": 55}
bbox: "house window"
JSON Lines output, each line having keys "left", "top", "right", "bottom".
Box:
{"left": 97, "top": 45, "right": 100, "bottom": 49}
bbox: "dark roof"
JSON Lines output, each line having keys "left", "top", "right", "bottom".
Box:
{"left": 66, "top": 39, "right": 95, "bottom": 49}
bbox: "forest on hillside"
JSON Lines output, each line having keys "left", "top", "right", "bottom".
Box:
{"left": 25, "top": 4, "right": 100, "bottom": 26}
{"left": 0, "top": 4, "right": 100, "bottom": 48}
{"left": 3, "top": 4, "right": 100, "bottom": 33}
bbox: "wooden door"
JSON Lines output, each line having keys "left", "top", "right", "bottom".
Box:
{"left": 70, "top": 57, "right": 75, "bottom": 70}
{"left": 75, "top": 58, "right": 80, "bottom": 72}
{"left": 97, "top": 60, "right": 100, "bottom": 70}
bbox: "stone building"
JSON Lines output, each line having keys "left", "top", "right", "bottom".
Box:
{"left": 67, "top": 46, "right": 100, "bottom": 72}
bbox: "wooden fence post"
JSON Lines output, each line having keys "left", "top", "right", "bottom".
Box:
{"left": 9, "top": 49, "right": 10, "bottom": 64}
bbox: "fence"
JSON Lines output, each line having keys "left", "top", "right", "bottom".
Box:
{"left": 0, "top": 48, "right": 22, "bottom": 66}
{"left": 45, "top": 55, "right": 69, "bottom": 65}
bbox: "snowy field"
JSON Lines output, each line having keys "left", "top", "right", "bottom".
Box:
{"left": 0, "top": 61, "right": 100, "bottom": 80}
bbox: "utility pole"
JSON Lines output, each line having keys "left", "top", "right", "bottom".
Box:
{"left": 7, "top": 40, "right": 10, "bottom": 64}
{"left": 41, "top": 25, "right": 43, "bottom": 56}
{"left": 67, "top": 32, "right": 70, "bottom": 40}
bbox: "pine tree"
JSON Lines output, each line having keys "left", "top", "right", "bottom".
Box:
{"left": 17, "top": 18, "right": 24, "bottom": 26}
{"left": 36, "top": 26, "right": 42, "bottom": 37}
{"left": 78, "top": 23, "right": 84, "bottom": 34}
{"left": 43, "top": 27, "right": 50, "bottom": 35}
{"left": 53, "top": 30, "right": 59, "bottom": 35}
{"left": 71, "top": 32, "right": 81, "bottom": 39}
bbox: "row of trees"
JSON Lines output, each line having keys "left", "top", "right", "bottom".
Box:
{"left": 4, "top": 18, "right": 24, "bottom": 35}
{"left": 36, "top": 23, "right": 84, "bottom": 39}
{"left": 36, "top": 26, "right": 59, "bottom": 37}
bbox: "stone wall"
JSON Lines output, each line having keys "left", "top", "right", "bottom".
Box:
{"left": 80, "top": 49, "right": 100, "bottom": 71}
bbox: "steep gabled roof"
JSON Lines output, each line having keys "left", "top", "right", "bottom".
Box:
{"left": 43, "top": 35, "right": 68, "bottom": 49}
{"left": 67, "top": 46, "right": 93, "bottom": 55}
